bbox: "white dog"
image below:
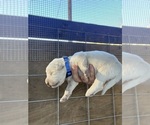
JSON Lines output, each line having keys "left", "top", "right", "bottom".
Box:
{"left": 45, "top": 51, "right": 121, "bottom": 102}
{"left": 122, "top": 52, "right": 150, "bottom": 93}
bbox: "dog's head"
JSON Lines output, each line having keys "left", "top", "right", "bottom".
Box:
{"left": 45, "top": 58, "right": 66, "bottom": 88}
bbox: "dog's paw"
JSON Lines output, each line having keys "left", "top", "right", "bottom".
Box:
{"left": 85, "top": 89, "right": 95, "bottom": 97}
{"left": 60, "top": 91, "right": 72, "bottom": 103}
{"left": 60, "top": 97, "right": 68, "bottom": 103}
{"left": 60, "top": 94, "right": 70, "bottom": 103}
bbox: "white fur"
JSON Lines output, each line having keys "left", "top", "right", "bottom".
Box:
{"left": 122, "top": 52, "right": 150, "bottom": 93}
{"left": 45, "top": 51, "right": 121, "bottom": 102}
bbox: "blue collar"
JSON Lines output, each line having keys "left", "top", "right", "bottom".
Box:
{"left": 63, "top": 56, "right": 72, "bottom": 78}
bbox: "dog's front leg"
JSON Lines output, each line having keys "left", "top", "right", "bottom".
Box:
{"left": 85, "top": 79, "right": 104, "bottom": 97}
{"left": 60, "top": 78, "right": 78, "bottom": 102}
{"left": 85, "top": 73, "right": 105, "bottom": 97}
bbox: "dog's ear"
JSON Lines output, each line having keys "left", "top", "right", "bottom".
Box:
{"left": 55, "top": 60, "right": 65, "bottom": 70}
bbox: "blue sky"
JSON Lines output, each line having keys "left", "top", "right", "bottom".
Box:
{"left": 0, "top": 0, "right": 28, "bottom": 16}
{"left": 123, "top": 0, "right": 150, "bottom": 28}
{"left": 29, "top": 0, "right": 122, "bottom": 27}
{"left": 0, "top": 0, "right": 149, "bottom": 28}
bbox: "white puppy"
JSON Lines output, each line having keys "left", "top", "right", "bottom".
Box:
{"left": 122, "top": 52, "right": 150, "bottom": 93}
{"left": 45, "top": 51, "right": 121, "bottom": 102}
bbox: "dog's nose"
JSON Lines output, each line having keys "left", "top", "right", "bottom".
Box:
{"left": 45, "top": 78, "right": 48, "bottom": 84}
{"left": 45, "top": 78, "right": 50, "bottom": 87}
